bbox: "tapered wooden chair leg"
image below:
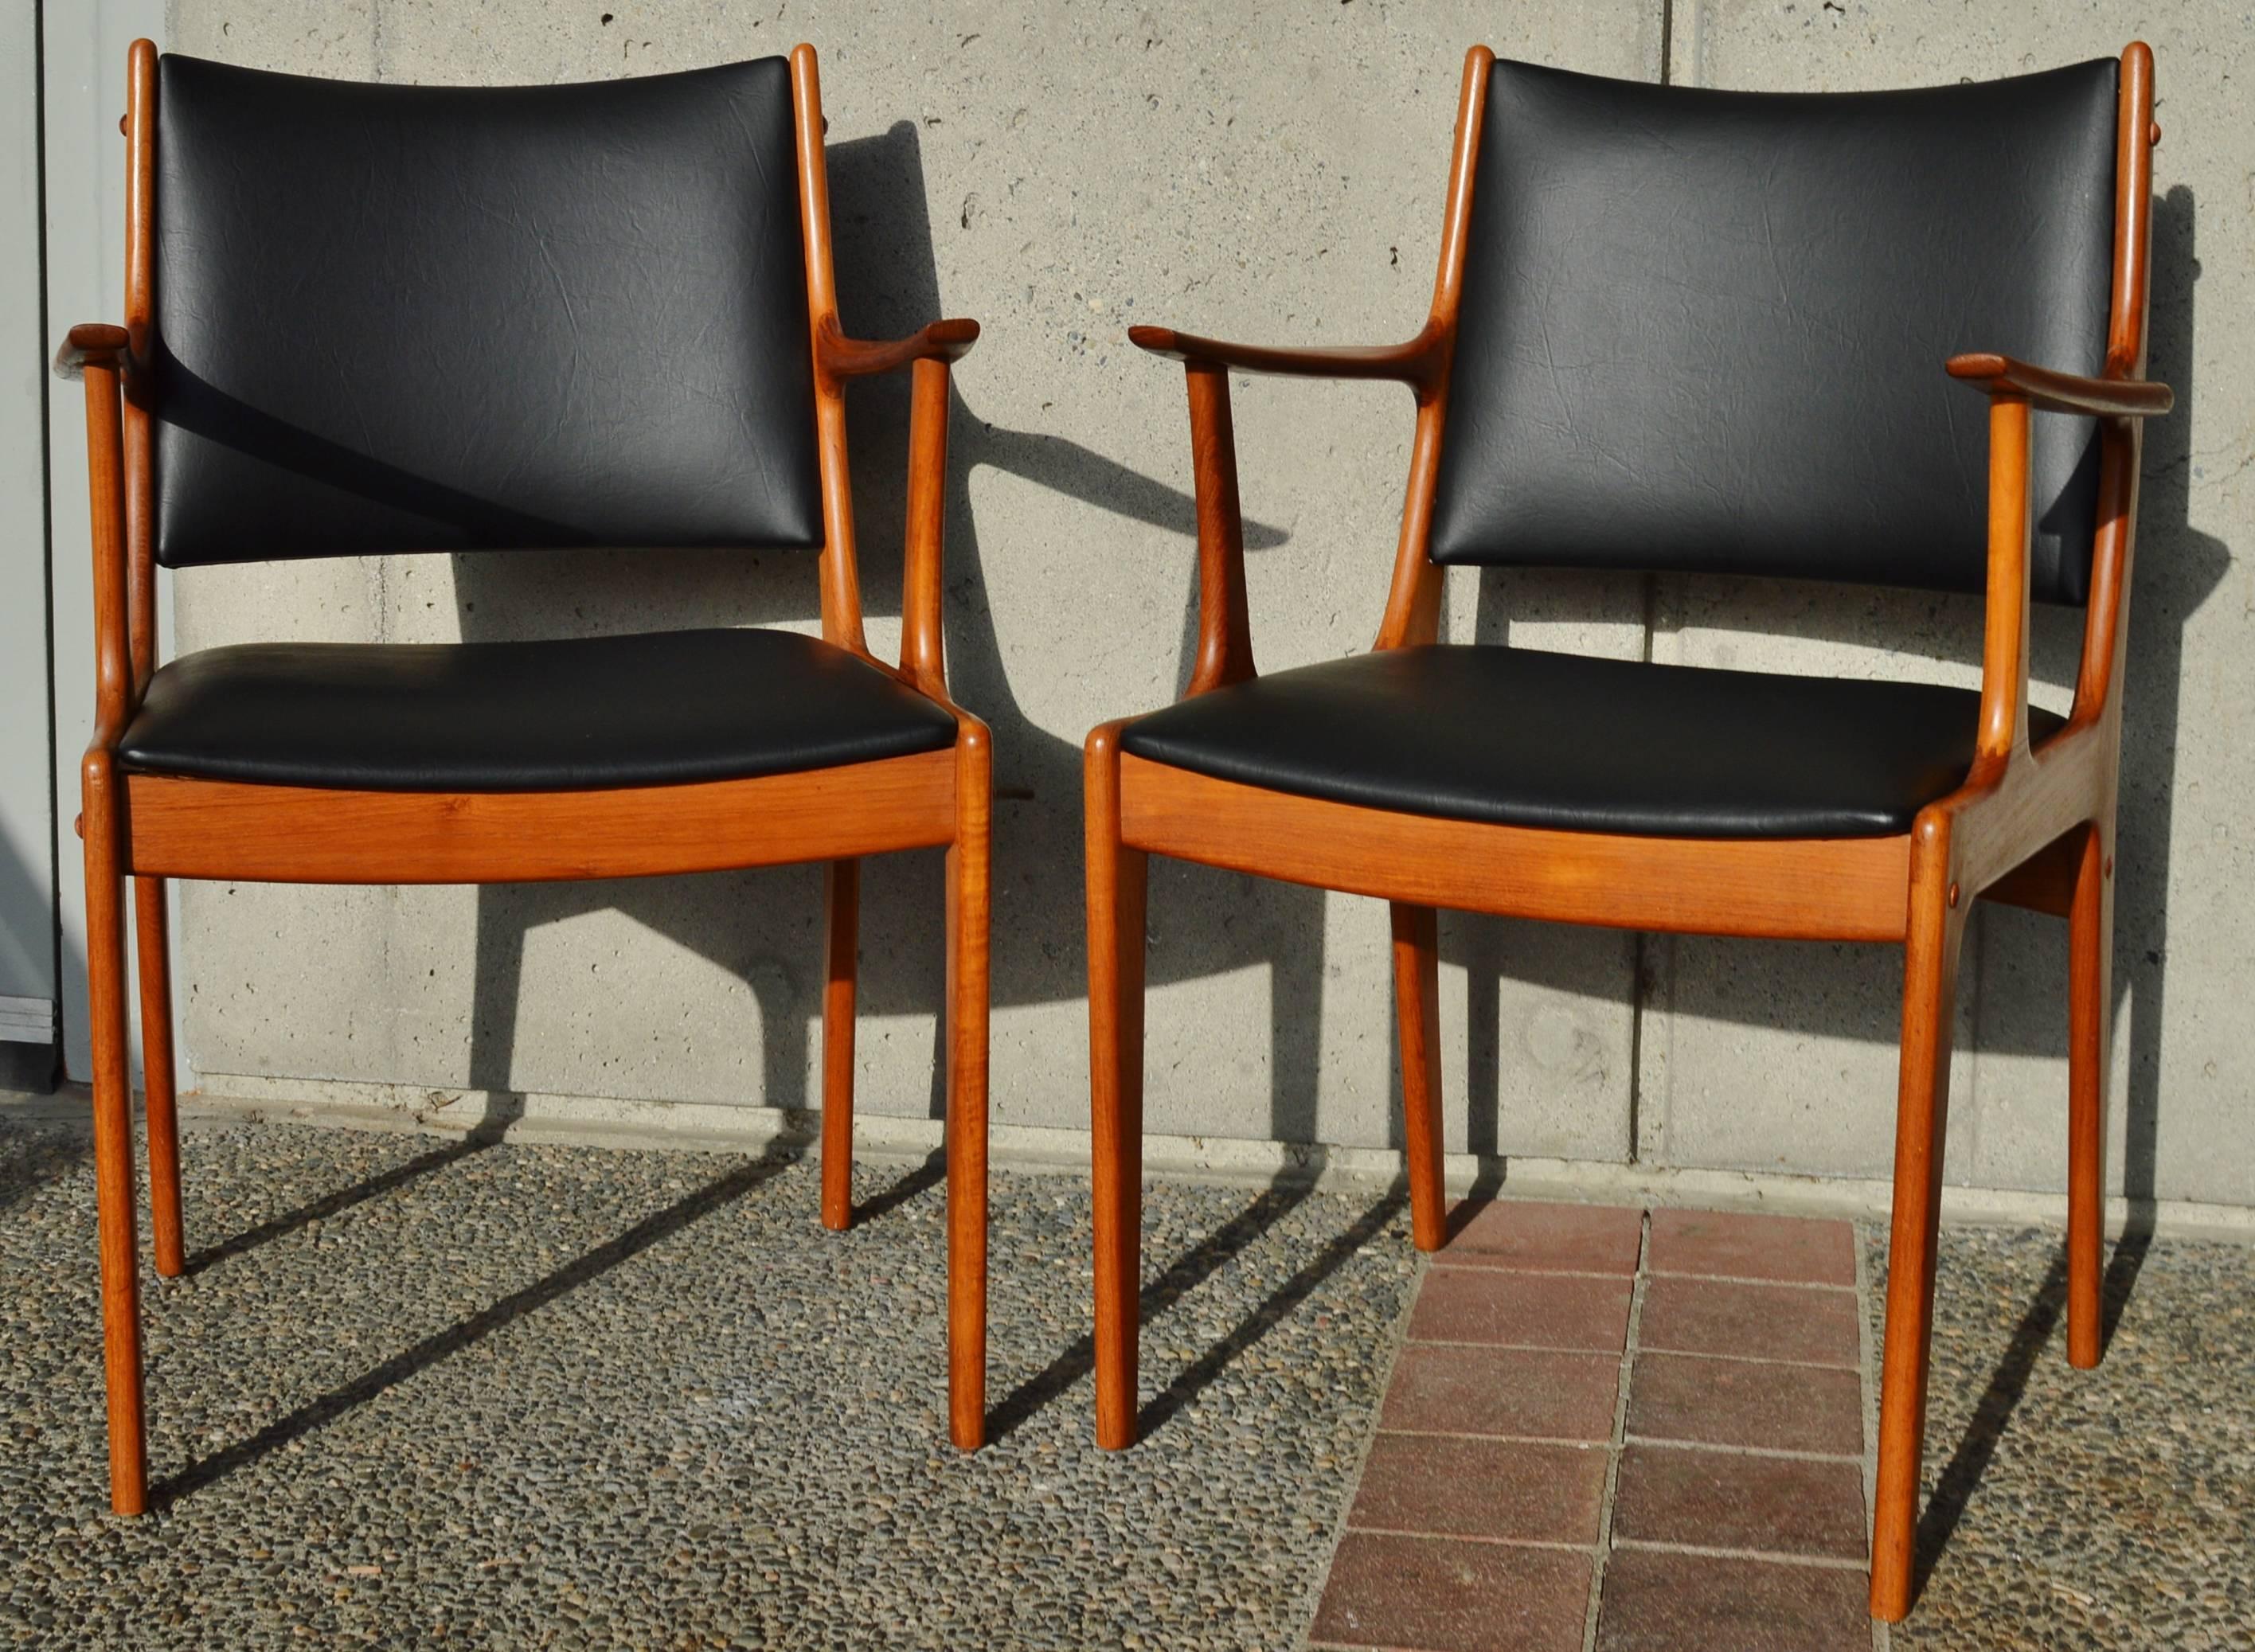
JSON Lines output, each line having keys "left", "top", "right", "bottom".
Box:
{"left": 1389, "top": 903, "right": 1448, "bottom": 1252}
{"left": 944, "top": 732, "right": 991, "bottom": 1450}
{"left": 85, "top": 768, "right": 148, "bottom": 1515}
{"left": 819, "top": 858, "right": 860, "bottom": 1232}
{"left": 1087, "top": 725, "right": 1149, "bottom": 1451}
{"left": 2066, "top": 821, "right": 2113, "bottom": 1369}
{"left": 1870, "top": 854, "right": 1967, "bottom": 1622}
{"left": 133, "top": 876, "right": 186, "bottom": 1278}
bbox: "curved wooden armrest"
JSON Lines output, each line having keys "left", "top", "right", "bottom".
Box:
{"left": 55, "top": 323, "right": 132, "bottom": 381}
{"left": 1947, "top": 353, "right": 2173, "bottom": 419}
{"left": 819, "top": 316, "right": 981, "bottom": 379}
{"left": 1129, "top": 324, "right": 1438, "bottom": 391}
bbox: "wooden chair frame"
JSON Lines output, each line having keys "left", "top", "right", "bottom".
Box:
{"left": 56, "top": 41, "right": 992, "bottom": 1517}
{"left": 1085, "top": 44, "right": 2170, "bottom": 1623}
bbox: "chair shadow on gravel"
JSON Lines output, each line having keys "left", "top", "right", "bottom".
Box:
{"left": 1909, "top": 1230, "right": 2152, "bottom": 1605}
{"left": 180, "top": 1094, "right": 530, "bottom": 1277}
{"left": 156, "top": 1142, "right": 806, "bottom": 1508}
{"left": 987, "top": 1178, "right": 1406, "bottom": 1446}
{"left": 853, "top": 1149, "right": 947, "bottom": 1227}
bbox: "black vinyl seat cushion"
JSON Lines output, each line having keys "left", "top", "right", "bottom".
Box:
{"left": 118, "top": 629, "right": 959, "bottom": 793}
{"left": 1120, "top": 646, "right": 2063, "bottom": 840}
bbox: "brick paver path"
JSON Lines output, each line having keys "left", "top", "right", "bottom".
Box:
{"left": 1311, "top": 1201, "right": 1875, "bottom": 1651}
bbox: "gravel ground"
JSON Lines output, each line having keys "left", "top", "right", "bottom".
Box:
{"left": 1873, "top": 1222, "right": 2255, "bottom": 1650}
{"left": 9, "top": 1108, "right": 2251, "bottom": 1650}
{"left": 0, "top": 1115, "right": 1417, "bottom": 1650}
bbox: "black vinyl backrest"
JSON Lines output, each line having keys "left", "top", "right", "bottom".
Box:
{"left": 1428, "top": 58, "right": 2120, "bottom": 604}
{"left": 153, "top": 54, "right": 822, "bottom": 567}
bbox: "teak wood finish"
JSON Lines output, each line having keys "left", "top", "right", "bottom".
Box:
{"left": 1086, "top": 44, "right": 2170, "bottom": 1624}
{"left": 58, "top": 41, "right": 992, "bottom": 1517}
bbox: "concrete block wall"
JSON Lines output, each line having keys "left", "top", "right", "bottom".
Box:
{"left": 151, "top": 1, "right": 2250, "bottom": 1209}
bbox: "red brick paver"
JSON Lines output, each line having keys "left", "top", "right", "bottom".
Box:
{"left": 1409, "top": 1267, "right": 1633, "bottom": 1352}
{"left": 1311, "top": 1199, "right": 1873, "bottom": 1652}
{"left": 1444, "top": 1200, "right": 1646, "bottom": 1274}
{"left": 1351, "top": 1435, "right": 1609, "bottom": 1544}
{"left": 1612, "top": 1443, "right": 1867, "bottom": 1560}
{"left": 1314, "top": 1534, "right": 1593, "bottom": 1652}
{"left": 1636, "top": 1274, "right": 1862, "bottom": 1368}
{"left": 1382, "top": 1345, "right": 1623, "bottom": 1442}
{"left": 1595, "top": 1548, "right": 1870, "bottom": 1651}
{"left": 1646, "top": 1207, "right": 1857, "bottom": 1286}
{"left": 1626, "top": 1351, "right": 1864, "bottom": 1455}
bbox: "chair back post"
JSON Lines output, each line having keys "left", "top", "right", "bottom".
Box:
{"left": 123, "top": 39, "right": 158, "bottom": 701}
{"left": 2071, "top": 41, "right": 2156, "bottom": 732}
{"left": 1372, "top": 44, "right": 1491, "bottom": 653}
{"left": 1972, "top": 393, "right": 2034, "bottom": 778}
{"left": 790, "top": 43, "right": 870, "bottom": 656}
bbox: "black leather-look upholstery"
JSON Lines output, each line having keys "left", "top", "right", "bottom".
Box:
{"left": 118, "top": 630, "right": 957, "bottom": 792}
{"left": 154, "top": 54, "right": 821, "bottom": 566}
{"left": 1120, "top": 646, "right": 2062, "bottom": 839}
{"left": 1428, "top": 58, "right": 2119, "bottom": 604}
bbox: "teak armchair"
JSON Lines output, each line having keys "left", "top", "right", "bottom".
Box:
{"left": 57, "top": 41, "right": 991, "bottom": 1517}
{"left": 1085, "top": 45, "right": 2168, "bottom": 1621}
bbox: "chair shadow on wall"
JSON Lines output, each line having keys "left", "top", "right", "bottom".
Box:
{"left": 440, "top": 123, "right": 1358, "bottom": 1431}
{"left": 451, "top": 120, "right": 1322, "bottom": 1152}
